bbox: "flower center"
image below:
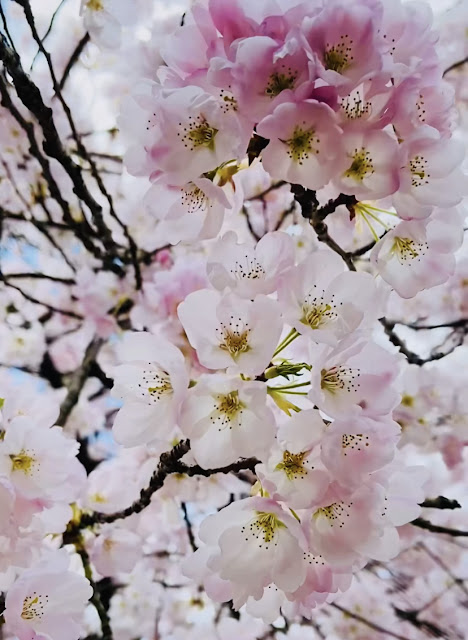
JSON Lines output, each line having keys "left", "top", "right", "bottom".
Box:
{"left": 314, "top": 502, "right": 348, "bottom": 528}
{"left": 324, "top": 36, "right": 354, "bottom": 72}
{"left": 242, "top": 511, "right": 286, "bottom": 545}
{"left": 231, "top": 255, "right": 266, "bottom": 281}
{"left": 282, "top": 125, "right": 320, "bottom": 164}
{"left": 340, "top": 93, "right": 371, "bottom": 120}
{"left": 178, "top": 116, "right": 218, "bottom": 152}
{"left": 341, "top": 433, "right": 369, "bottom": 454}
{"left": 86, "top": 0, "right": 103, "bottom": 10}
{"left": 181, "top": 185, "right": 207, "bottom": 214}
{"left": 217, "top": 317, "right": 251, "bottom": 359}
{"left": 321, "top": 366, "right": 359, "bottom": 394}
{"left": 409, "top": 155, "right": 430, "bottom": 187}
{"left": 401, "top": 394, "right": 415, "bottom": 407}
{"left": 220, "top": 330, "right": 250, "bottom": 357}
{"left": 301, "top": 295, "right": 336, "bottom": 330}
{"left": 391, "top": 237, "right": 426, "bottom": 263}
{"left": 21, "top": 593, "right": 48, "bottom": 621}
{"left": 344, "top": 148, "right": 374, "bottom": 181}
{"left": 275, "top": 450, "right": 308, "bottom": 480}
{"left": 10, "top": 450, "right": 36, "bottom": 475}
{"left": 265, "top": 70, "right": 297, "bottom": 97}
{"left": 217, "top": 390, "right": 243, "bottom": 416}
{"left": 138, "top": 367, "right": 173, "bottom": 403}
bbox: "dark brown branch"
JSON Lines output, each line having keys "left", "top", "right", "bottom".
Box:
{"left": 420, "top": 497, "right": 462, "bottom": 510}
{"left": 2, "top": 279, "right": 82, "bottom": 319}
{"left": 412, "top": 518, "right": 468, "bottom": 537}
{"left": 246, "top": 181, "right": 287, "bottom": 201}
{"left": 0, "top": 33, "right": 124, "bottom": 270}
{"left": 78, "top": 441, "right": 192, "bottom": 527}
{"left": 444, "top": 56, "right": 468, "bottom": 76}
{"left": 290, "top": 184, "right": 357, "bottom": 271}
{"left": 78, "top": 443, "right": 258, "bottom": 528}
{"left": 380, "top": 318, "right": 465, "bottom": 365}
{"left": 56, "top": 337, "right": 104, "bottom": 427}
{"left": 58, "top": 32, "right": 90, "bottom": 92}
{"left": 4, "top": 272, "right": 75, "bottom": 284}
{"left": 398, "top": 319, "right": 468, "bottom": 331}
{"left": 181, "top": 502, "right": 198, "bottom": 552}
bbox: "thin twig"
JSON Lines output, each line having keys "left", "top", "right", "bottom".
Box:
{"left": 412, "top": 518, "right": 468, "bottom": 537}
{"left": 181, "top": 502, "right": 198, "bottom": 552}
{"left": 58, "top": 32, "right": 90, "bottom": 91}
{"left": 444, "top": 56, "right": 468, "bottom": 76}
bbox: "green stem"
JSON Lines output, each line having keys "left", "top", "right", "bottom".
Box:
{"left": 268, "top": 381, "right": 311, "bottom": 391}
{"left": 273, "top": 329, "right": 299, "bottom": 357}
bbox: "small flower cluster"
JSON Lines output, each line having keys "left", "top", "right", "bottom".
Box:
{"left": 0, "top": 394, "right": 92, "bottom": 640}
{"left": 121, "top": 0, "right": 465, "bottom": 299}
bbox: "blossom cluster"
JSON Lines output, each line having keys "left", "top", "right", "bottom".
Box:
{"left": 121, "top": 0, "right": 465, "bottom": 299}
{"left": 0, "top": 0, "right": 467, "bottom": 639}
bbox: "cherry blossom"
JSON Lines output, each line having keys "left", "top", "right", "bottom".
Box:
{"left": 207, "top": 230, "right": 295, "bottom": 298}
{"left": 333, "top": 128, "right": 401, "bottom": 200}
{"left": 308, "top": 336, "right": 402, "bottom": 418}
{"left": 0, "top": 0, "right": 467, "bottom": 635}
{"left": 142, "top": 177, "right": 231, "bottom": 248}
{"left": 278, "top": 250, "right": 385, "bottom": 345}
{"left": 4, "top": 549, "right": 92, "bottom": 640}
{"left": 0, "top": 417, "right": 85, "bottom": 504}
{"left": 111, "top": 332, "right": 189, "bottom": 447}
{"left": 393, "top": 125, "right": 466, "bottom": 217}
{"left": 185, "top": 496, "right": 308, "bottom": 609}
{"left": 257, "top": 100, "right": 343, "bottom": 190}
{"left": 371, "top": 207, "right": 463, "bottom": 298}
{"left": 179, "top": 374, "right": 276, "bottom": 468}
{"left": 256, "top": 410, "right": 330, "bottom": 509}
{"left": 178, "top": 289, "right": 283, "bottom": 375}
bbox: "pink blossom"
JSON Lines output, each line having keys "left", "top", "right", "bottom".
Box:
{"left": 207, "top": 230, "right": 295, "bottom": 298}
{"left": 393, "top": 126, "right": 466, "bottom": 217}
{"left": 178, "top": 289, "right": 283, "bottom": 376}
{"left": 0, "top": 417, "right": 85, "bottom": 504}
{"left": 307, "top": 483, "right": 400, "bottom": 567}
{"left": 111, "top": 332, "right": 189, "bottom": 447}
{"left": 80, "top": 0, "right": 136, "bottom": 49}
{"left": 5, "top": 549, "right": 92, "bottom": 640}
{"left": 256, "top": 410, "right": 330, "bottom": 509}
{"left": 90, "top": 525, "right": 142, "bottom": 577}
{"left": 389, "top": 77, "right": 455, "bottom": 139}
{"left": 320, "top": 416, "right": 401, "bottom": 490}
{"left": 127, "top": 85, "right": 250, "bottom": 185}
{"left": 333, "top": 128, "right": 400, "bottom": 200}
{"left": 301, "top": 0, "right": 384, "bottom": 94}
{"left": 212, "top": 35, "right": 312, "bottom": 123}
{"left": 278, "top": 250, "right": 385, "bottom": 345}
{"left": 308, "top": 336, "right": 401, "bottom": 419}
{"left": 371, "top": 207, "right": 463, "bottom": 298}
{"left": 142, "top": 176, "right": 231, "bottom": 248}
{"left": 257, "top": 100, "right": 343, "bottom": 190}
{"left": 185, "top": 496, "right": 307, "bottom": 609}
{"left": 179, "top": 374, "right": 276, "bottom": 468}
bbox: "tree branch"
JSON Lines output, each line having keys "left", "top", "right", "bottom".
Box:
{"left": 77, "top": 443, "right": 258, "bottom": 528}
{"left": 420, "top": 497, "right": 462, "bottom": 510}
{"left": 411, "top": 518, "right": 468, "bottom": 537}
{"left": 56, "top": 337, "right": 104, "bottom": 427}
